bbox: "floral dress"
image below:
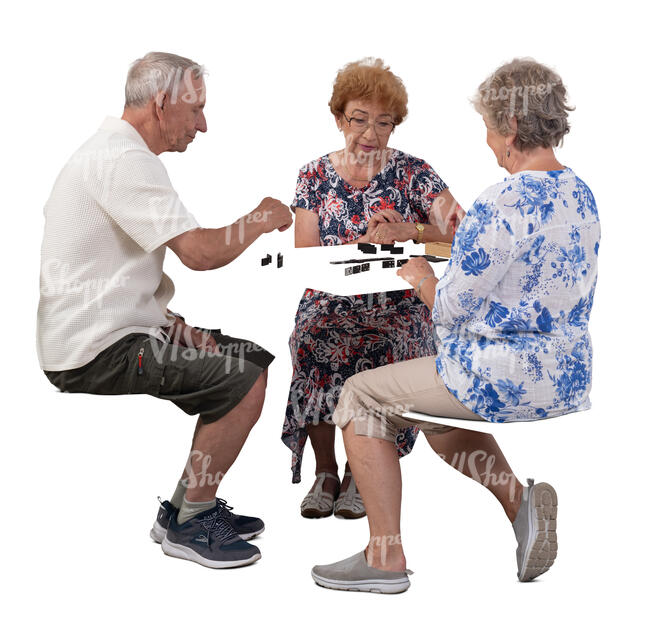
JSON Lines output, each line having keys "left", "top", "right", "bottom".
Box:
{"left": 283, "top": 149, "right": 448, "bottom": 483}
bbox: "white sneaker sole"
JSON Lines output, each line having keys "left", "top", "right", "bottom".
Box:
{"left": 519, "top": 482, "right": 558, "bottom": 582}
{"left": 161, "top": 536, "right": 261, "bottom": 569}
{"left": 150, "top": 520, "right": 264, "bottom": 544}
{"left": 150, "top": 521, "right": 167, "bottom": 544}
{"left": 311, "top": 571, "right": 410, "bottom": 594}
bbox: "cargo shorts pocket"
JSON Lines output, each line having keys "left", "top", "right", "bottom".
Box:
{"left": 127, "top": 337, "right": 165, "bottom": 395}
{"left": 159, "top": 359, "right": 189, "bottom": 396}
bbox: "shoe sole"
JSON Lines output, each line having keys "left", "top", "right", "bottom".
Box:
{"left": 301, "top": 508, "right": 333, "bottom": 518}
{"left": 519, "top": 482, "right": 558, "bottom": 582}
{"left": 334, "top": 509, "right": 366, "bottom": 519}
{"left": 311, "top": 571, "right": 410, "bottom": 594}
{"left": 151, "top": 521, "right": 264, "bottom": 544}
{"left": 161, "top": 536, "right": 261, "bottom": 569}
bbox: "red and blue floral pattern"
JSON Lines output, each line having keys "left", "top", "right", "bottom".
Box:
{"left": 283, "top": 150, "right": 447, "bottom": 483}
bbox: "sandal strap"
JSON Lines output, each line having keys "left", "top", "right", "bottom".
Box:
{"left": 301, "top": 472, "right": 339, "bottom": 513}
{"left": 315, "top": 471, "right": 340, "bottom": 482}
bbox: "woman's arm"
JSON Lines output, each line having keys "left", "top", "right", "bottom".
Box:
{"left": 427, "top": 188, "right": 465, "bottom": 244}
{"left": 433, "top": 198, "right": 516, "bottom": 328}
{"left": 294, "top": 207, "right": 321, "bottom": 247}
{"left": 367, "top": 188, "right": 464, "bottom": 244}
{"left": 396, "top": 257, "right": 439, "bottom": 310}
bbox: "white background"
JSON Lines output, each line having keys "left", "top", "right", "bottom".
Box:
{"left": 1, "top": 1, "right": 647, "bottom": 621}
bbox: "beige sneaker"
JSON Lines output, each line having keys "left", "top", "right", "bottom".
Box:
{"left": 312, "top": 551, "right": 412, "bottom": 594}
{"left": 512, "top": 478, "right": 558, "bottom": 581}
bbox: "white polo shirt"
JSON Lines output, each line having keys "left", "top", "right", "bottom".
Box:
{"left": 37, "top": 117, "right": 200, "bottom": 371}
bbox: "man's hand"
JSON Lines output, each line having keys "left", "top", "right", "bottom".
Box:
{"left": 165, "top": 316, "right": 219, "bottom": 353}
{"left": 251, "top": 197, "right": 293, "bottom": 234}
{"left": 396, "top": 257, "right": 436, "bottom": 289}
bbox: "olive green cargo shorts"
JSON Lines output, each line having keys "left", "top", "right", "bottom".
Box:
{"left": 44, "top": 329, "right": 275, "bottom": 424}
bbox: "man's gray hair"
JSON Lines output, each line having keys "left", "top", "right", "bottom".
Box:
{"left": 125, "top": 52, "right": 206, "bottom": 108}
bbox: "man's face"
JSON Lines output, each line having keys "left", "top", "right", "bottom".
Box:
{"left": 158, "top": 74, "right": 207, "bottom": 152}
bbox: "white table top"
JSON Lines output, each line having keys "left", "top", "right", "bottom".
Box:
{"left": 249, "top": 241, "right": 449, "bottom": 296}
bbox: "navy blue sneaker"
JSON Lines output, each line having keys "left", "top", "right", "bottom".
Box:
{"left": 150, "top": 497, "right": 265, "bottom": 543}
{"left": 161, "top": 506, "right": 261, "bottom": 569}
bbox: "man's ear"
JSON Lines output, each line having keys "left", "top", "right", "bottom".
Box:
{"left": 154, "top": 91, "right": 167, "bottom": 121}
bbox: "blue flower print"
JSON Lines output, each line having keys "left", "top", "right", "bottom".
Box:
{"left": 485, "top": 301, "right": 509, "bottom": 327}
{"left": 535, "top": 306, "right": 554, "bottom": 332}
{"left": 552, "top": 244, "right": 588, "bottom": 286}
{"left": 573, "top": 178, "right": 598, "bottom": 221}
{"left": 495, "top": 378, "right": 527, "bottom": 406}
{"left": 461, "top": 248, "right": 491, "bottom": 276}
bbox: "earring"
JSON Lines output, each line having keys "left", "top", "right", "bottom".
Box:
{"left": 506, "top": 147, "right": 511, "bottom": 158}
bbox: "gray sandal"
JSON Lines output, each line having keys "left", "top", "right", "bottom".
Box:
{"left": 334, "top": 472, "right": 366, "bottom": 519}
{"left": 301, "top": 472, "right": 340, "bottom": 518}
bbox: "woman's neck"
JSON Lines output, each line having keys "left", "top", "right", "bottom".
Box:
{"left": 334, "top": 148, "right": 392, "bottom": 186}
{"left": 506, "top": 146, "right": 564, "bottom": 174}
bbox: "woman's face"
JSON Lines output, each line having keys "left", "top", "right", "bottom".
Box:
{"left": 337, "top": 99, "right": 395, "bottom": 163}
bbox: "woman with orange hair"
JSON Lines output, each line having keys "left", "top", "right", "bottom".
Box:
{"left": 283, "top": 58, "right": 463, "bottom": 519}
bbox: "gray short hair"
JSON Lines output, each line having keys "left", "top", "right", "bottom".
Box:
{"left": 124, "top": 51, "right": 206, "bottom": 108}
{"left": 472, "top": 58, "right": 574, "bottom": 151}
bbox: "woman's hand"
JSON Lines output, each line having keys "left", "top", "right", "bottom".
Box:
{"left": 366, "top": 209, "right": 414, "bottom": 243}
{"left": 367, "top": 209, "right": 402, "bottom": 243}
{"left": 396, "top": 257, "right": 436, "bottom": 289}
{"left": 369, "top": 222, "right": 418, "bottom": 244}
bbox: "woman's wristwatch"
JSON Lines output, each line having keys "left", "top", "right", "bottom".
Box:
{"left": 414, "top": 223, "right": 425, "bottom": 244}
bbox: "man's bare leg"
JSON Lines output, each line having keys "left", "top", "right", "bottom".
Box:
{"left": 183, "top": 369, "right": 267, "bottom": 502}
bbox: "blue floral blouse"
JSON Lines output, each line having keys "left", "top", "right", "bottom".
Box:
{"left": 432, "top": 168, "right": 600, "bottom": 422}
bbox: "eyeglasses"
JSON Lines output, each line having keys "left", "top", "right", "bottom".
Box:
{"left": 342, "top": 113, "right": 395, "bottom": 136}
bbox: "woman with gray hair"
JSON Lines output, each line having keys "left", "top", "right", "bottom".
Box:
{"left": 311, "top": 58, "right": 600, "bottom": 594}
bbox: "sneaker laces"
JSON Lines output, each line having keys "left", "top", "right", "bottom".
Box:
{"left": 215, "top": 497, "right": 235, "bottom": 519}
{"left": 197, "top": 510, "right": 240, "bottom": 544}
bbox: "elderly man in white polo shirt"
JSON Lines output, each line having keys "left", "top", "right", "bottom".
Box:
{"left": 37, "top": 52, "right": 293, "bottom": 569}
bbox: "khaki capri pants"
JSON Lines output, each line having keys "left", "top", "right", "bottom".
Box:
{"left": 332, "top": 356, "right": 484, "bottom": 441}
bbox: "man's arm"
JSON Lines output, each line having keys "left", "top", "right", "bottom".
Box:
{"left": 167, "top": 197, "right": 292, "bottom": 270}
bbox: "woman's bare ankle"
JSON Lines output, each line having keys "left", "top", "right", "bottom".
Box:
{"left": 365, "top": 537, "right": 406, "bottom": 572}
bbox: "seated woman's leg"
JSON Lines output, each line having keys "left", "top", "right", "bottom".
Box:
{"left": 333, "top": 355, "right": 525, "bottom": 566}
{"left": 306, "top": 422, "right": 340, "bottom": 498}
{"left": 424, "top": 429, "right": 523, "bottom": 522}
{"left": 341, "top": 422, "right": 406, "bottom": 572}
